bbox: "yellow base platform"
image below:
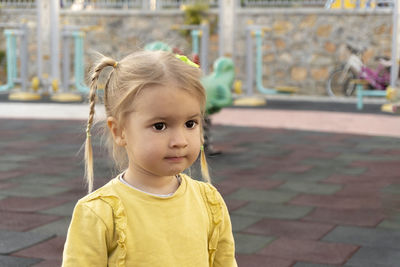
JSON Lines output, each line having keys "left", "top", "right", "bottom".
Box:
{"left": 381, "top": 103, "right": 400, "bottom": 114}
{"left": 234, "top": 96, "right": 267, "bottom": 107}
{"left": 51, "top": 93, "right": 83, "bottom": 102}
{"left": 9, "top": 91, "right": 41, "bottom": 101}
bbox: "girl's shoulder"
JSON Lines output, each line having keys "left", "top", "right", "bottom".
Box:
{"left": 75, "top": 178, "right": 122, "bottom": 219}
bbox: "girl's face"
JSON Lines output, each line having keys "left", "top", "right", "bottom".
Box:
{"left": 122, "top": 84, "right": 202, "bottom": 178}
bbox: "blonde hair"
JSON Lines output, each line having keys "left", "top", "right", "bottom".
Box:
{"left": 85, "top": 50, "right": 210, "bottom": 193}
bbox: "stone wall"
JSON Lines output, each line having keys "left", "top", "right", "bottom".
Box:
{"left": 0, "top": 8, "right": 392, "bottom": 95}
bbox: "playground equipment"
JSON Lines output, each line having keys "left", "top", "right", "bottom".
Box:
{"left": 0, "top": 23, "right": 41, "bottom": 101}
{"left": 201, "top": 57, "right": 235, "bottom": 114}
{"left": 325, "top": 0, "right": 378, "bottom": 9}
{"left": 381, "top": 86, "right": 400, "bottom": 113}
{"left": 171, "top": 21, "right": 209, "bottom": 74}
{"left": 50, "top": 26, "right": 91, "bottom": 102}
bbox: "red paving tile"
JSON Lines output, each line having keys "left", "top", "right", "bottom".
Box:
{"left": 0, "top": 211, "right": 61, "bottom": 231}
{"left": 0, "top": 170, "right": 27, "bottom": 181}
{"left": 284, "top": 165, "right": 313, "bottom": 173}
{"left": 289, "top": 194, "right": 382, "bottom": 210}
{"left": 258, "top": 237, "right": 359, "bottom": 265}
{"left": 0, "top": 196, "right": 71, "bottom": 212}
{"left": 32, "top": 259, "right": 62, "bottom": 267}
{"left": 0, "top": 182, "right": 18, "bottom": 190}
{"left": 324, "top": 174, "right": 399, "bottom": 185}
{"left": 217, "top": 176, "right": 283, "bottom": 191}
{"left": 243, "top": 219, "right": 335, "bottom": 240}
{"left": 12, "top": 236, "right": 66, "bottom": 261}
{"left": 350, "top": 161, "right": 400, "bottom": 177}
{"left": 302, "top": 208, "right": 385, "bottom": 227}
{"left": 236, "top": 254, "right": 293, "bottom": 267}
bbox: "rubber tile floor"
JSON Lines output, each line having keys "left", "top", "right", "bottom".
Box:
{"left": 0, "top": 118, "right": 399, "bottom": 267}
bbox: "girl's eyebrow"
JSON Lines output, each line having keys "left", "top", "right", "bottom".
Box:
{"left": 147, "top": 113, "right": 201, "bottom": 122}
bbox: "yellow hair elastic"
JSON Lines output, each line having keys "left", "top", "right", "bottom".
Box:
{"left": 175, "top": 54, "right": 199, "bottom": 68}
{"left": 113, "top": 61, "right": 118, "bottom": 68}
{"left": 200, "top": 145, "right": 204, "bottom": 151}
{"left": 86, "top": 126, "right": 91, "bottom": 138}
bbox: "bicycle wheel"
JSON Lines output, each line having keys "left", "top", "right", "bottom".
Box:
{"left": 326, "top": 67, "right": 356, "bottom": 97}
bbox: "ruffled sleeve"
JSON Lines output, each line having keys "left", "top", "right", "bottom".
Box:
{"left": 201, "top": 183, "right": 237, "bottom": 267}
{"left": 62, "top": 190, "right": 128, "bottom": 267}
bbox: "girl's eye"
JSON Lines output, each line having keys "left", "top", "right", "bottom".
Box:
{"left": 153, "top": 123, "right": 166, "bottom": 131}
{"left": 185, "top": 120, "right": 197, "bottom": 129}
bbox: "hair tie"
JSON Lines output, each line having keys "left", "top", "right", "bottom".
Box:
{"left": 113, "top": 61, "right": 118, "bottom": 68}
{"left": 175, "top": 54, "right": 199, "bottom": 68}
{"left": 200, "top": 145, "right": 204, "bottom": 151}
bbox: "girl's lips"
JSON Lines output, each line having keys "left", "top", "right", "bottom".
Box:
{"left": 165, "top": 156, "right": 185, "bottom": 162}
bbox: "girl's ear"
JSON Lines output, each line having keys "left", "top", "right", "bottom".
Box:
{"left": 107, "top": 117, "right": 126, "bottom": 146}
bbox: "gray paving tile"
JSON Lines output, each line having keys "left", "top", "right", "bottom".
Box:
{"left": 233, "top": 202, "right": 313, "bottom": 220}
{"left": 29, "top": 217, "right": 71, "bottom": 237}
{"left": 2, "top": 154, "right": 38, "bottom": 163}
{"left": 226, "top": 188, "right": 298, "bottom": 203}
{"left": 278, "top": 181, "right": 342, "bottom": 195}
{"left": 335, "top": 153, "right": 398, "bottom": 162}
{"left": 344, "top": 246, "right": 400, "bottom": 267}
{"left": 378, "top": 220, "right": 400, "bottom": 230}
{"left": 9, "top": 173, "right": 71, "bottom": 185}
{"left": 230, "top": 214, "right": 262, "bottom": 232}
{"left": 0, "top": 230, "right": 54, "bottom": 254}
{"left": 40, "top": 201, "right": 77, "bottom": 216}
{"left": 233, "top": 233, "right": 274, "bottom": 254}
{"left": 294, "top": 262, "right": 340, "bottom": 267}
{"left": 0, "top": 255, "right": 41, "bottom": 267}
{"left": 269, "top": 169, "right": 332, "bottom": 182}
{"left": 323, "top": 226, "right": 400, "bottom": 249}
{"left": 0, "top": 162, "right": 21, "bottom": 172}
{"left": 381, "top": 184, "right": 400, "bottom": 194}
{"left": 0, "top": 184, "right": 70, "bottom": 197}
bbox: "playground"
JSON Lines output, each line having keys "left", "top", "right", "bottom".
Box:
{"left": 0, "top": 0, "right": 400, "bottom": 266}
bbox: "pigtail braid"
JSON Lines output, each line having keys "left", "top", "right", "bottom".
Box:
{"left": 85, "top": 56, "right": 118, "bottom": 193}
{"left": 200, "top": 146, "right": 211, "bottom": 183}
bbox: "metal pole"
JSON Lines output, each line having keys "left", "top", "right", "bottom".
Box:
{"left": 245, "top": 27, "right": 253, "bottom": 96}
{"left": 62, "top": 30, "right": 70, "bottom": 92}
{"left": 36, "top": 0, "right": 42, "bottom": 82}
{"left": 20, "top": 24, "right": 28, "bottom": 92}
{"left": 50, "top": 0, "right": 60, "bottom": 89}
{"left": 218, "top": 0, "right": 224, "bottom": 57}
{"left": 390, "top": 0, "right": 399, "bottom": 87}
{"left": 200, "top": 22, "right": 209, "bottom": 75}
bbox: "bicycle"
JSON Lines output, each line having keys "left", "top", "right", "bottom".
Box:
{"left": 326, "top": 43, "right": 391, "bottom": 97}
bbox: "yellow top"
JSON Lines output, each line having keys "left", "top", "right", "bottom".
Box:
{"left": 62, "top": 173, "right": 237, "bottom": 267}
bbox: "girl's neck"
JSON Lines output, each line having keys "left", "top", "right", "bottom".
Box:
{"left": 123, "top": 168, "right": 180, "bottom": 196}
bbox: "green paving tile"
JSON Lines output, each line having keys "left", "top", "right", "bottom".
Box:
{"left": 278, "top": 181, "right": 342, "bottom": 195}
{"left": 0, "top": 184, "right": 70, "bottom": 198}
{"left": 233, "top": 202, "right": 313, "bottom": 220}
{"left": 337, "top": 167, "right": 367, "bottom": 175}
{"left": 344, "top": 247, "right": 400, "bottom": 267}
{"left": 29, "top": 217, "right": 71, "bottom": 237}
{"left": 230, "top": 214, "right": 263, "bottom": 232}
{"left": 378, "top": 220, "right": 400, "bottom": 230}
{"left": 0, "top": 162, "right": 21, "bottom": 172}
{"left": 2, "top": 154, "right": 38, "bottom": 162}
{"left": 226, "top": 188, "right": 298, "bottom": 203}
{"left": 269, "top": 168, "right": 332, "bottom": 182}
{"left": 294, "top": 263, "right": 340, "bottom": 267}
{"left": 0, "top": 255, "right": 41, "bottom": 266}
{"left": 323, "top": 226, "right": 400, "bottom": 249}
{"left": 335, "top": 153, "right": 398, "bottom": 162}
{"left": 233, "top": 233, "right": 274, "bottom": 254}
{"left": 40, "top": 201, "right": 77, "bottom": 216}
{"left": 0, "top": 230, "right": 54, "bottom": 254}
{"left": 9, "top": 173, "right": 71, "bottom": 185}
{"left": 381, "top": 184, "right": 400, "bottom": 194}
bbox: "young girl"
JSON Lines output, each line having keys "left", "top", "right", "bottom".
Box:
{"left": 62, "top": 50, "right": 237, "bottom": 267}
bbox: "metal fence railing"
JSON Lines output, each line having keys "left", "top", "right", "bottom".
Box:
{"left": 241, "top": 0, "right": 326, "bottom": 7}
{"left": 0, "top": 0, "right": 219, "bottom": 9}
{"left": 0, "top": 0, "right": 393, "bottom": 9}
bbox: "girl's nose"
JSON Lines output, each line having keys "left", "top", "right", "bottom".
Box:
{"left": 169, "top": 129, "right": 188, "bottom": 148}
